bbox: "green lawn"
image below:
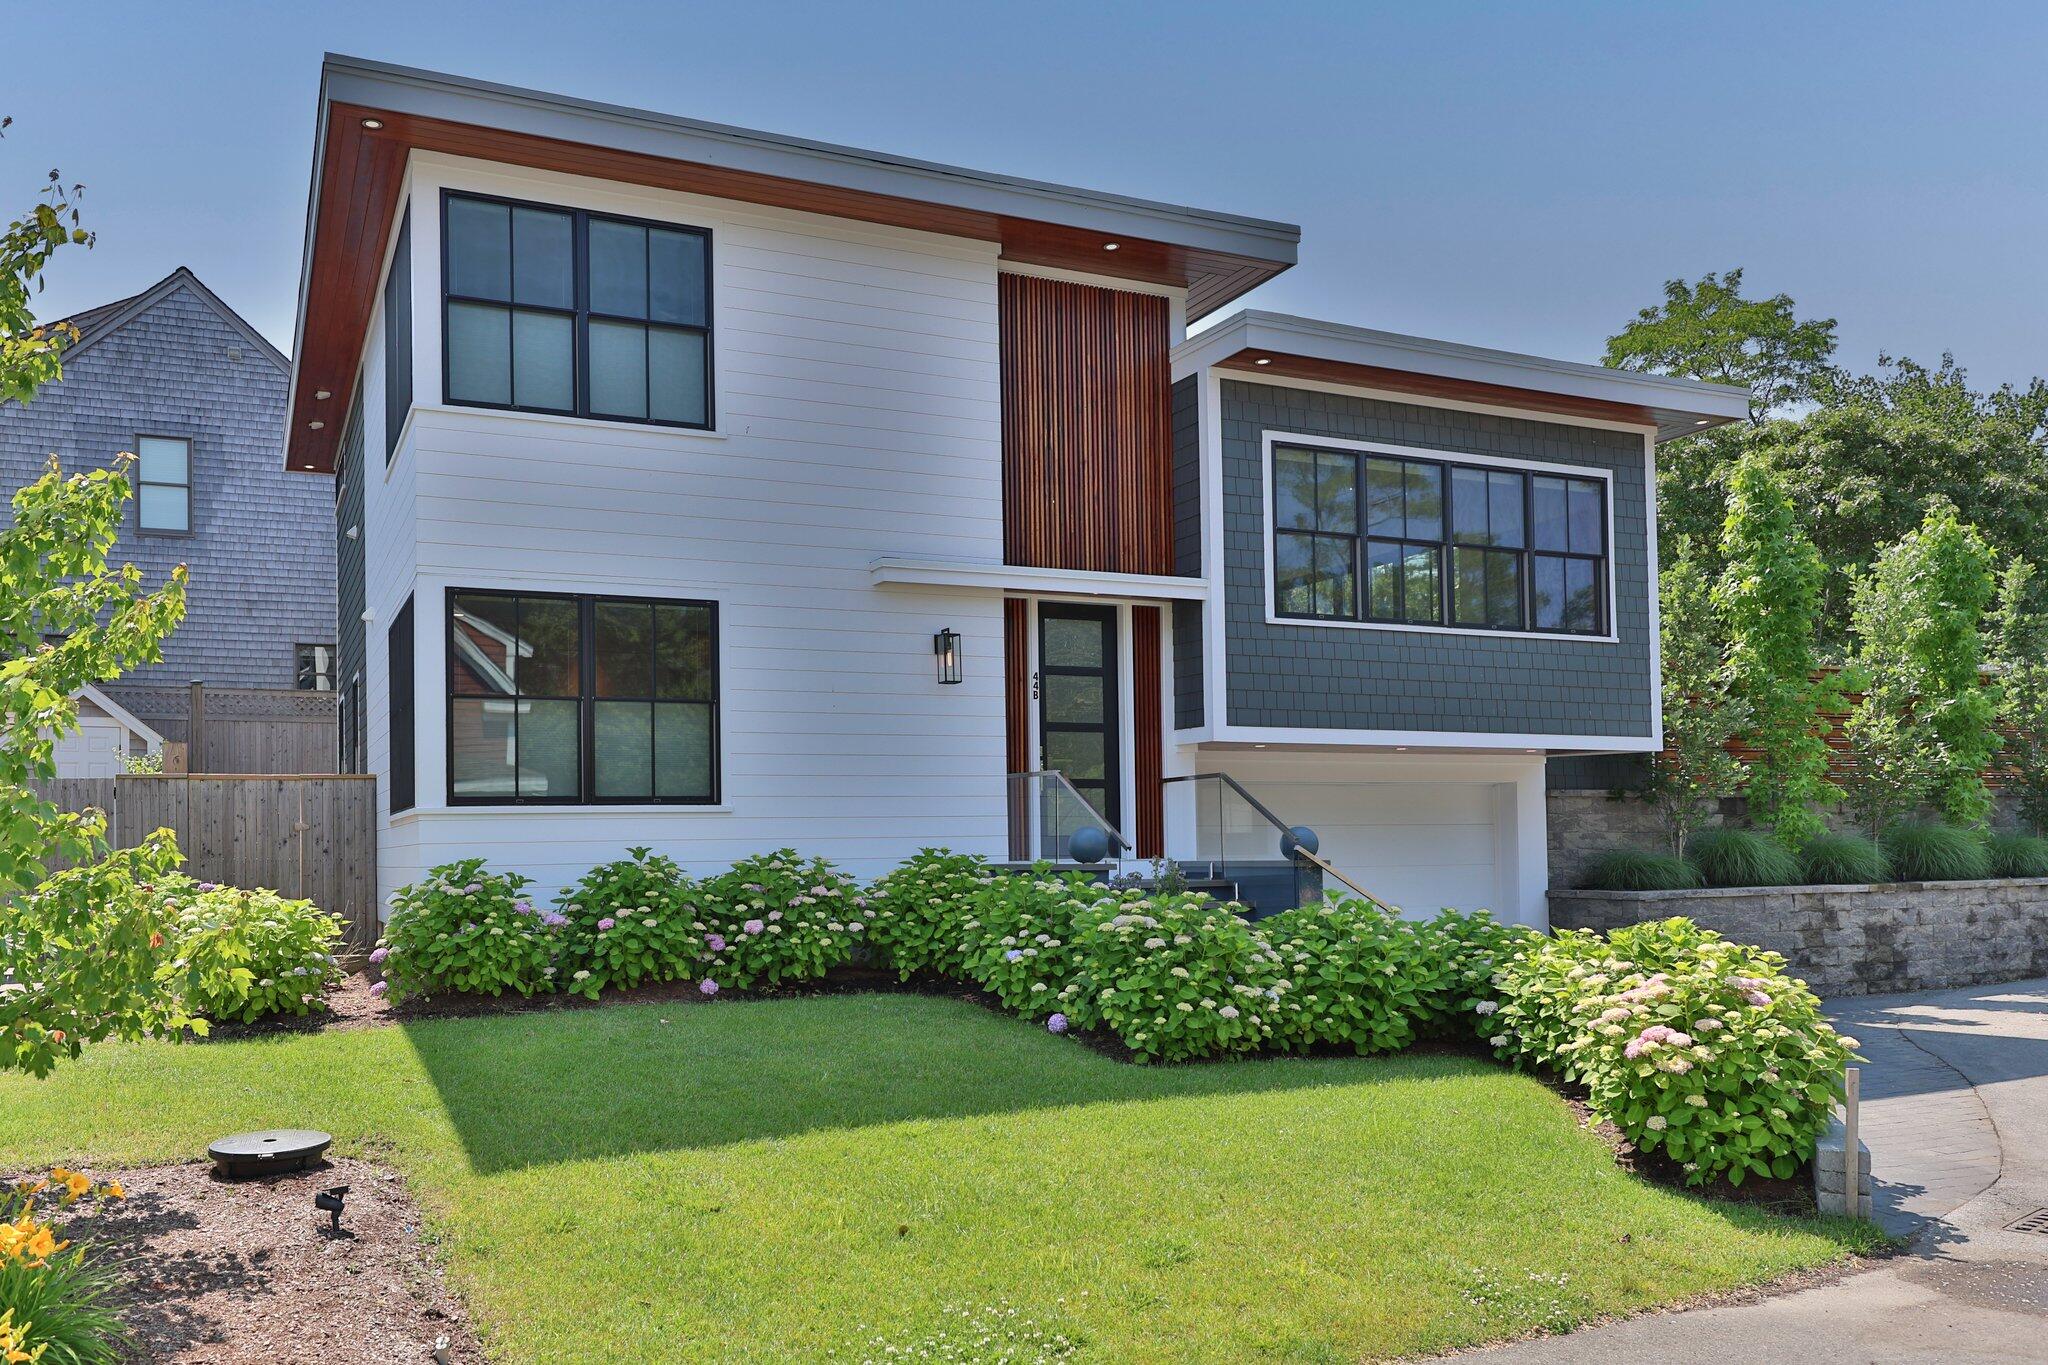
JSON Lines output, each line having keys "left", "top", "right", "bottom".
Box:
{"left": 0, "top": 995, "right": 1879, "bottom": 1362}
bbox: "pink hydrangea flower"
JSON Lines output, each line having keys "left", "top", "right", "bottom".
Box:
{"left": 699, "top": 979, "right": 719, "bottom": 996}
{"left": 743, "top": 919, "right": 765, "bottom": 935}
{"left": 705, "top": 933, "right": 726, "bottom": 952}
{"left": 368, "top": 946, "right": 388, "bottom": 965}
{"left": 1046, "top": 1013, "right": 1068, "bottom": 1034}
{"left": 597, "top": 917, "right": 616, "bottom": 931}
{"left": 369, "top": 981, "right": 388, "bottom": 998}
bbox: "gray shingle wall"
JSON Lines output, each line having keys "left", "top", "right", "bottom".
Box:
{"left": 0, "top": 283, "right": 335, "bottom": 698}
{"left": 1220, "top": 379, "right": 1653, "bottom": 737}
{"left": 1169, "top": 375, "right": 1204, "bottom": 728}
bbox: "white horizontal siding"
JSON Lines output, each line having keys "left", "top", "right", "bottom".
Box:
{"left": 371, "top": 156, "right": 1010, "bottom": 902}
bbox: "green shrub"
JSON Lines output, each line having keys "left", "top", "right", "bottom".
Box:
{"left": 1406, "top": 908, "right": 1541, "bottom": 1040}
{"left": 157, "top": 884, "right": 344, "bottom": 1023}
{"left": 697, "top": 851, "right": 865, "bottom": 991}
{"left": 0, "top": 1247, "right": 131, "bottom": 1365}
{"left": 1253, "top": 898, "right": 1425, "bottom": 1056}
{"left": 1581, "top": 848, "right": 1702, "bottom": 891}
{"left": 1688, "top": 829, "right": 1803, "bottom": 887}
{"left": 556, "top": 848, "right": 701, "bottom": 998}
{"left": 1490, "top": 917, "right": 1858, "bottom": 1184}
{"left": 957, "top": 867, "right": 1113, "bottom": 1020}
{"left": 863, "top": 849, "right": 997, "bottom": 980}
{"left": 374, "top": 859, "right": 563, "bottom": 1002}
{"left": 1798, "top": 833, "right": 1890, "bottom": 885}
{"left": 1074, "top": 891, "right": 1273, "bottom": 1061}
{"left": 1882, "top": 822, "right": 1992, "bottom": 881}
{"left": 1986, "top": 831, "right": 2048, "bottom": 879}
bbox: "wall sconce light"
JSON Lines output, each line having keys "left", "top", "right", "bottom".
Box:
{"left": 933, "top": 628, "right": 962, "bottom": 685}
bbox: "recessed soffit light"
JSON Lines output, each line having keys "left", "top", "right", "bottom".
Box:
{"left": 308, "top": 420, "right": 324, "bottom": 430}
{"left": 314, "top": 389, "right": 332, "bottom": 400}
{"left": 360, "top": 118, "right": 384, "bottom": 130}
{"left": 1103, "top": 241, "right": 1119, "bottom": 251}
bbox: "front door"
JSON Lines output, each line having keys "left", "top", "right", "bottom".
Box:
{"left": 1038, "top": 604, "right": 1120, "bottom": 834}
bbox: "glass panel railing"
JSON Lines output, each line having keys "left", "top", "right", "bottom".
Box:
{"left": 1006, "top": 770, "right": 1131, "bottom": 865}
{"left": 1162, "top": 772, "right": 1317, "bottom": 916}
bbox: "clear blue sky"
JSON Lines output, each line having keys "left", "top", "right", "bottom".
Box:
{"left": 15, "top": 0, "right": 2046, "bottom": 387}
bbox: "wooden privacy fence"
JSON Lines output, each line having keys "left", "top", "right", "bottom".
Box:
{"left": 27, "top": 774, "right": 379, "bottom": 951}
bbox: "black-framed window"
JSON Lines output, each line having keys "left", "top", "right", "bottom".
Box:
{"left": 441, "top": 191, "right": 712, "bottom": 429}
{"left": 295, "top": 643, "right": 335, "bottom": 692}
{"left": 446, "top": 588, "right": 718, "bottom": 805}
{"left": 1270, "top": 442, "right": 1608, "bottom": 636}
{"left": 389, "top": 597, "right": 415, "bottom": 812}
{"left": 384, "top": 206, "right": 412, "bottom": 463}
{"left": 136, "top": 435, "right": 191, "bottom": 532}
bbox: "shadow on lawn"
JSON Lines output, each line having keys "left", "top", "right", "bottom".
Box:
{"left": 398, "top": 992, "right": 1482, "bottom": 1174}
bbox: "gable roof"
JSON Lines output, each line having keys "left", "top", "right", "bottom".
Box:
{"left": 54, "top": 267, "right": 290, "bottom": 376}
{"left": 74, "top": 683, "right": 165, "bottom": 749}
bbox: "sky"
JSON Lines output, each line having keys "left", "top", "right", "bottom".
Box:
{"left": 13, "top": 0, "right": 2046, "bottom": 389}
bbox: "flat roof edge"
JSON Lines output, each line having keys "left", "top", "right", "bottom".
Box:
{"left": 320, "top": 54, "right": 1300, "bottom": 261}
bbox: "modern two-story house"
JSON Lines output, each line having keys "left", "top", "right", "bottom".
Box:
{"left": 2, "top": 267, "right": 337, "bottom": 775}
{"left": 288, "top": 55, "right": 1745, "bottom": 926}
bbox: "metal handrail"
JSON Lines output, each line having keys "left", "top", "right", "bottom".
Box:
{"left": 1163, "top": 771, "right": 1398, "bottom": 913}
{"left": 1011, "top": 769, "right": 1132, "bottom": 852}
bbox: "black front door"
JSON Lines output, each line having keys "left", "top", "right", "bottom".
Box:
{"left": 1038, "top": 604, "right": 1120, "bottom": 833}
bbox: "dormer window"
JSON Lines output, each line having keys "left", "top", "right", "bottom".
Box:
{"left": 441, "top": 191, "right": 712, "bottom": 429}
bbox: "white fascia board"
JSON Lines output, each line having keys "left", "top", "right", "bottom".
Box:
{"left": 1176, "top": 311, "right": 1750, "bottom": 434}
{"left": 74, "top": 685, "right": 165, "bottom": 749}
{"left": 870, "top": 557, "right": 1207, "bottom": 602}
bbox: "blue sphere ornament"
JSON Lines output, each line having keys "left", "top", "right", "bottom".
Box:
{"left": 1068, "top": 825, "right": 1111, "bottom": 865}
{"left": 1281, "top": 825, "right": 1319, "bottom": 859}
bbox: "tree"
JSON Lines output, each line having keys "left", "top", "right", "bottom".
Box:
{"left": 1716, "top": 452, "right": 1835, "bottom": 846}
{"left": 1642, "top": 540, "right": 1748, "bottom": 853}
{"left": 1842, "top": 500, "right": 2000, "bottom": 830}
{"left": 1990, "top": 559, "right": 2048, "bottom": 834}
{"left": 1604, "top": 268, "right": 1839, "bottom": 424}
{"left": 0, "top": 127, "right": 194, "bottom": 1074}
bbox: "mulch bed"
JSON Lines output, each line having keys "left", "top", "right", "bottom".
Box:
{"left": 55, "top": 1156, "right": 482, "bottom": 1364}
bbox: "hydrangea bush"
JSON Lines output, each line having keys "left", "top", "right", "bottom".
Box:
{"left": 1253, "top": 898, "right": 1426, "bottom": 1056}
{"left": 1407, "top": 908, "right": 1539, "bottom": 1039}
{"left": 1076, "top": 892, "right": 1275, "bottom": 1061}
{"left": 863, "top": 848, "right": 996, "bottom": 980}
{"left": 157, "top": 883, "right": 344, "bottom": 1023}
{"left": 1490, "top": 918, "right": 1858, "bottom": 1184}
{"left": 374, "top": 859, "right": 564, "bottom": 1002}
{"left": 957, "top": 867, "right": 1110, "bottom": 1020}
{"left": 556, "top": 847, "right": 701, "bottom": 998}
{"left": 696, "top": 850, "right": 865, "bottom": 990}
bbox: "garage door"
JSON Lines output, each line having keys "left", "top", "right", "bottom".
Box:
{"left": 52, "top": 717, "right": 128, "bottom": 779}
{"left": 1243, "top": 781, "right": 1502, "bottom": 916}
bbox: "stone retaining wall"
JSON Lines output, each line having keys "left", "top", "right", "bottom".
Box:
{"left": 1550, "top": 879, "right": 2048, "bottom": 997}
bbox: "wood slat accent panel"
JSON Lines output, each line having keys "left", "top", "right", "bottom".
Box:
{"left": 1131, "top": 605, "right": 1164, "bottom": 859}
{"left": 1000, "top": 274, "right": 1173, "bottom": 575}
{"left": 1004, "top": 597, "right": 1031, "bottom": 861}
{"left": 1215, "top": 349, "right": 1662, "bottom": 429}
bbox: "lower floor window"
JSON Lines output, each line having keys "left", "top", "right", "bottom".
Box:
{"left": 447, "top": 589, "right": 718, "bottom": 804}
{"left": 295, "top": 643, "right": 335, "bottom": 691}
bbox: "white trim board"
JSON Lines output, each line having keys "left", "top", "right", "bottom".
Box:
{"left": 1255, "top": 429, "right": 1622, "bottom": 645}
{"left": 870, "top": 557, "right": 1207, "bottom": 601}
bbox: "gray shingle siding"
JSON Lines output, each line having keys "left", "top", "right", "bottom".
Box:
{"left": 1219, "top": 379, "right": 1654, "bottom": 738}
{"left": 0, "top": 280, "right": 335, "bottom": 709}
{"left": 1169, "top": 375, "right": 1204, "bottom": 729}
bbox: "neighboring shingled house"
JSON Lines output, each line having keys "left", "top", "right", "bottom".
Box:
{"left": 0, "top": 267, "right": 337, "bottom": 770}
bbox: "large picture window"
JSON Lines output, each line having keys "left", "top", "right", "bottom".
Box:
{"left": 1270, "top": 441, "right": 1608, "bottom": 637}
{"left": 441, "top": 191, "right": 711, "bottom": 429}
{"left": 447, "top": 589, "right": 718, "bottom": 805}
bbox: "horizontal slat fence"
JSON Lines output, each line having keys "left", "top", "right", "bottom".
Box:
{"left": 22, "top": 774, "right": 379, "bottom": 950}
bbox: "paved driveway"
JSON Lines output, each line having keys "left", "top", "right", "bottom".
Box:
{"left": 1461, "top": 977, "right": 2048, "bottom": 1363}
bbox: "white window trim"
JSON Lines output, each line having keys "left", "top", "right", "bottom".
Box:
{"left": 1258, "top": 429, "right": 1621, "bottom": 645}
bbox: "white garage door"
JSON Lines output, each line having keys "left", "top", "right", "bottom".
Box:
{"left": 52, "top": 717, "right": 128, "bottom": 779}
{"left": 1245, "top": 781, "right": 1503, "bottom": 917}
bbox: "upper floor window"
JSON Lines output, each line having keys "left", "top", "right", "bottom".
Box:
{"left": 1272, "top": 441, "right": 1608, "bottom": 637}
{"left": 296, "top": 643, "right": 335, "bottom": 692}
{"left": 441, "top": 192, "right": 711, "bottom": 429}
{"left": 448, "top": 589, "right": 718, "bottom": 805}
{"left": 136, "top": 435, "right": 191, "bottom": 532}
